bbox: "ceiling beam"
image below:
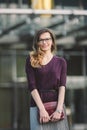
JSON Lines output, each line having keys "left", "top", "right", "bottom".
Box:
{"left": 0, "top": 8, "right": 87, "bottom": 16}
{"left": 0, "top": 21, "right": 26, "bottom": 37}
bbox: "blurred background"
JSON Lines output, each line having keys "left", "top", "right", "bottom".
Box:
{"left": 0, "top": 0, "right": 87, "bottom": 130}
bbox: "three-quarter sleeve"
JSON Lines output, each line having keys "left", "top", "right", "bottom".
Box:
{"left": 59, "top": 58, "right": 67, "bottom": 87}
{"left": 25, "top": 56, "right": 36, "bottom": 92}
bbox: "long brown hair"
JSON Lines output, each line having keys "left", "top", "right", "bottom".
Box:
{"left": 30, "top": 28, "right": 56, "bottom": 68}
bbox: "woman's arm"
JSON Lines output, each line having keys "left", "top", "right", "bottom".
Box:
{"left": 56, "top": 86, "right": 65, "bottom": 112}
{"left": 50, "top": 86, "right": 65, "bottom": 121}
{"left": 56, "top": 58, "right": 66, "bottom": 112}
{"left": 26, "top": 57, "right": 50, "bottom": 123}
{"left": 31, "top": 89, "right": 45, "bottom": 111}
{"left": 31, "top": 89, "right": 50, "bottom": 123}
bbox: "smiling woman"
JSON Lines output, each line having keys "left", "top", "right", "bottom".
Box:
{"left": 29, "top": 28, "right": 56, "bottom": 68}
{"left": 25, "top": 28, "right": 69, "bottom": 130}
{"left": 37, "top": 32, "right": 53, "bottom": 53}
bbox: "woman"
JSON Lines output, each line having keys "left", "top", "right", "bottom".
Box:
{"left": 25, "top": 28, "right": 69, "bottom": 130}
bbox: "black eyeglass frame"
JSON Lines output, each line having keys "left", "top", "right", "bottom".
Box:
{"left": 38, "top": 38, "right": 52, "bottom": 43}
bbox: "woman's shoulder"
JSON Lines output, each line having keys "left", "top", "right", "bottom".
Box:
{"left": 53, "top": 56, "right": 67, "bottom": 68}
{"left": 54, "top": 55, "right": 66, "bottom": 63}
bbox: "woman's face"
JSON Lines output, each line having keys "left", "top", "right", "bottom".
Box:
{"left": 38, "top": 32, "right": 53, "bottom": 52}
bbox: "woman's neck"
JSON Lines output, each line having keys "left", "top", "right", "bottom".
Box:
{"left": 41, "top": 51, "right": 54, "bottom": 65}
{"left": 43, "top": 50, "right": 53, "bottom": 58}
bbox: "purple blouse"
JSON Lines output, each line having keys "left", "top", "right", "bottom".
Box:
{"left": 25, "top": 55, "right": 67, "bottom": 107}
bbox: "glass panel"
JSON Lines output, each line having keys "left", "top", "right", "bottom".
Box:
{"left": 67, "top": 55, "right": 82, "bottom": 76}
{"left": 0, "top": 49, "right": 87, "bottom": 129}
{"left": 0, "top": 54, "right": 13, "bottom": 83}
{"left": 16, "top": 52, "right": 26, "bottom": 78}
{"left": 0, "top": 88, "right": 12, "bottom": 128}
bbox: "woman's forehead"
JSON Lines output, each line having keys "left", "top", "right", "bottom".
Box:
{"left": 39, "top": 32, "right": 51, "bottom": 38}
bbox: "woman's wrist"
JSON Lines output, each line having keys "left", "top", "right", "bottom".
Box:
{"left": 38, "top": 104, "right": 45, "bottom": 111}
{"left": 56, "top": 109, "right": 62, "bottom": 114}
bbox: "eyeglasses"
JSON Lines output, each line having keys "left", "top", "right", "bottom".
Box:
{"left": 38, "top": 38, "right": 52, "bottom": 44}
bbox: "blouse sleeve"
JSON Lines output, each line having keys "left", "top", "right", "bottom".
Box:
{"left": 25, "top": 56, "right": 36, "bottom": 92}
{"left": 59, "top": 58, "right": 67, "bottom": 87}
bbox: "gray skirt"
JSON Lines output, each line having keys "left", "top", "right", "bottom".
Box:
{"left": 30, "top": 105, "right": 69, "bottom": 130}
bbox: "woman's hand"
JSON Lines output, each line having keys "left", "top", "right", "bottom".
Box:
{"left": 50, "top": 111, "right": 62, "bottom": 122}
{"left": 39, "top": 109, "right": 50, "bottom": 123}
